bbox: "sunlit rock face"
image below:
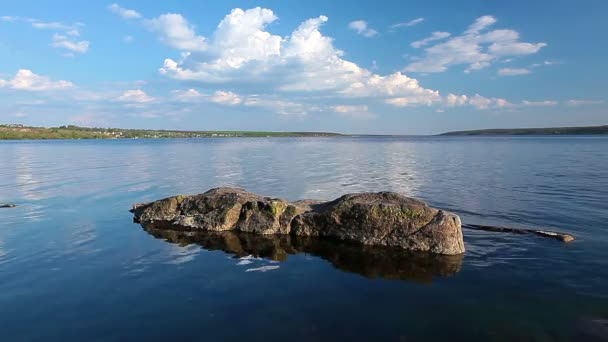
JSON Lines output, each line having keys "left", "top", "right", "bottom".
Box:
{"left": 132, "top": 187, "right": 465, "bottom": 255}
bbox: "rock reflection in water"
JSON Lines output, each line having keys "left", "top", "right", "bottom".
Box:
{"left": 142, "top": 224, "right": 463, "bottom": 283}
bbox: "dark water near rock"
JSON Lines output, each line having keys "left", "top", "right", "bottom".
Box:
{"left": 1, "top": 136, "right": 607, "bottom": 341}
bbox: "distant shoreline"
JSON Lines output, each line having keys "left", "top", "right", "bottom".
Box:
{"left": 439, "top": 125, "right": 608, "bottom": 136}
{"left": 2, "top": 124, "right": 608, "bottom": 140}
{"left": 0, "top": 124, "right": 343, "bottom": 140}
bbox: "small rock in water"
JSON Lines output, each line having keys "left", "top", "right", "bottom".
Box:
{"left": 0, "top": 203, "right": 16, "bottom": 208}
{"left": 535, "top": 230, "right": 576, "bottom": 242}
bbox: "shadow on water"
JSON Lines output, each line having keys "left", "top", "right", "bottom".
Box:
{"left": 141, "top": 223, "right": 463, "bottom": 283}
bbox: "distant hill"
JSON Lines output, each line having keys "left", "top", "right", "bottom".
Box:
{"left": 0, "top": 124, "right": 343, "bottom": 140}
{"left": 440, "top": 125, "right": 608, "bottom": 136}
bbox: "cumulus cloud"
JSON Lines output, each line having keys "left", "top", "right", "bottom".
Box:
{"left": 108, "top": 4, "right": 142, "bottom": 19}
{"left": 348, "top": 20, "right": 378, "bottom": 37}
{"left": 0, "top": 69, "right": 73, "bottom": 91}
{"left": 405, "top": 15, "right": 546, "bottom": 73}
{"left": 211, "top": 90, "right": 242, "bottom": 105}
{"left": 113, "top": 6, "right": 545, "bottom": 116}
{"left": 411, "top": 31, "right": 451, "bottom": 48}
{"left": 468, "top": 94, "right": 511, "bottom": 109}
{"left": 51, "top": 34, "right": 90, "bottom": 54}
{"left": 116, "top": 89, "right": 154, "bottom": 103}
{"left": 172, "top": 88, "right": 204, "bottom": 102}
{"left": 155, "top": 8, "right": 443, "bottom": 109}
{"left": 445, "top": 94, "right": 469, "bottom": 107}
{"left": 390, "top": 18, "right": 425, "bottom": 30}
{"left": 441, "top": 93, "right": 511, "bottom": 110}
{"left": 144, "top": 13, "right": 208, "bottom": 51}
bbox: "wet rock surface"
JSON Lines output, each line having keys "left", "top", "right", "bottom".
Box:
{"left": 132, "top": 187, "right": 465, "bottom": 255}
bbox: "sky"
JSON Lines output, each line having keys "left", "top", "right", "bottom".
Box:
{"left": 0, "top": 0, "right": 606, "bottom": 134}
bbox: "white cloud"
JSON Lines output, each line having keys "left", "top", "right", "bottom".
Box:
{"left": 172, "top": 88, "right": 204, "bottom": 102}
{"left": 116, "top": 89, "right": 154, "bottom": 103}
{"left": 108, "top": 4, "right": 142, "bottom": 19}
{"left": 497, "top": 67, "right": 530, "bottom": 76}
{"left": 123, "top": 35, "right": 134, "bottom": 42}
{"left": 445, "top": 94, "right": 469, "bottom": 107}
{"left": 348, "top": 20, "right": 378, "bottom": 37}
{"left": 144, "top": 13, "right": 207, "bottom": 51}
{"left": 567, "top": 99, "right": 604, "bottom": 106}
{"left": 244, "top": 97, "right": 311, "bottom": 116}
{"left": 51, "top": 34, "right": 90, "bottom": 54}
{"left": 0, "top": 69, "right": 73, "bottom": 91}
{"left": 411, "top": 31, "right": 450, "bottom": 48}
{"left": 3, "top": 17, "right": 89, "bottom": 54}
{"left": 342, "top": 72, "right": 441, "bottom": 106}
{"left": 31, "top": 21, "right": 75, "bottom": 31}
{"left": 157, "top": 8, "right": 442, "bottom": 109}
{"left": 468, "top": 94, "right": 511, "bottom": 109}
{"left": 136, "top": 7, "right": 541, "bottom": 116}
{"left": 442, "top": 93, "right": 511, "bottom": 110}
{"left": 390, "top": 18, "right": 425, "bottom": 29}
{"left": 0, "top": 16, "right": 82, "bottom": 34}
{"left": 522, "top": 100, "right": 558, "bottom": 106}
{"left": 175, "top": 88, "right": 312, "bottom": 116}
{"left": 211, "top": 90, "right": 242, "bottom": 105}
{"left": 465, "top": 15, "right": 496, "bottom": 34}
{"left": 405, "top": 15, "right": 546, "bottom": 73}
{"left": 331, "top": 105, "right": 375, "bottom": 119}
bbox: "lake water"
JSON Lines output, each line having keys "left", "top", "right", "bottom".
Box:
{"left": 1, "top": 136, "right": 607, "bottom": 341}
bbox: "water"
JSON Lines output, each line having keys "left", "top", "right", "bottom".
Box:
{"left": 1, "top": 136, "right": 607, "bottom": 341}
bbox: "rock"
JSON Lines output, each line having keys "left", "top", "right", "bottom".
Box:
{"left": 535, "top": 230, "right": 575, "bottom": 242}
{"left": 462, "top": 224, "right": 576, "bottom": 243}
{"left": 132, "top": 187, "right": 465, "bottom": 255}
{"left": 143, "top": 227, "right": 464, "bottom": 282}
{"left": 0, "top": 203, "right": 16, "bottom": 208}
{"left": 291, "top": 192, "right": 465, "bottom": 255}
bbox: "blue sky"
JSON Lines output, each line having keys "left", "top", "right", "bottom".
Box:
{"left": 0, "top": 0, "right": 606, "bottom": 134}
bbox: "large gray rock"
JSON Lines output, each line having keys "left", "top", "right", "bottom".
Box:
{"left": 132, "top": 187, "right": 465, "bottom": 255}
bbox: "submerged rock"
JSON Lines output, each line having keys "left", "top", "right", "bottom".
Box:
{"left": 132, "top": 187, "right": 465, "bottom": 255}
{"left": 143, "top": 226, "right": 463, "bottom": 282}
{"left": 462, "top": 224, "right": 575, "bottom": 243}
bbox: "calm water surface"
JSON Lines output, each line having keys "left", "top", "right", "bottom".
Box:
{"left": 1, "top": 136, "right": 607, "bottom": 341}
